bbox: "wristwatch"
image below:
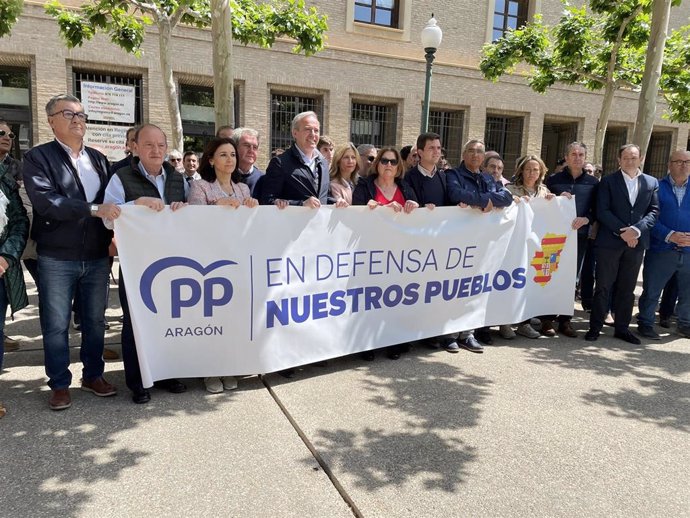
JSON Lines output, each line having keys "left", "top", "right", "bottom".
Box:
{"left": 90, "top": 204, "right": 99, "bottom": 215}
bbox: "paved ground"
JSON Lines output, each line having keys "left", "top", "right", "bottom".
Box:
{"left": 1, "top": 272, "right": 688, "bottom": 517}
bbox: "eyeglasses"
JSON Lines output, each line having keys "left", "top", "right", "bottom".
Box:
{"left": 49, "top": 110, "right": 89, "bottom": 122}
{"left": 380, "top": 158, "right": 399, "bottom": 166}
{"left": 366, "top": 156, "right": 375, "bottom": 162}
{"left": 0, "top": 130, "right": 15, "bottom": 139}
{"left": 169, "top": 157, "right": 182, "bottom": 162}
{"left": 671, "top": 159, "right": 690, "bottom": 166}
{"left": 584, "top": 169, "right": 594, "bottom": 174}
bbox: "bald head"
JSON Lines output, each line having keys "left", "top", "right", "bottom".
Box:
{"left": 134, "top": 124, "right": 168, "bottom": 175}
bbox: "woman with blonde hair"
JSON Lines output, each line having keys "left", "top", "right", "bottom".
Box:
{"left": 507, "top": 154, "right": 572, "bottom": 339}
{"left": 329, "top": 142, "right": 361, "bottom": 205}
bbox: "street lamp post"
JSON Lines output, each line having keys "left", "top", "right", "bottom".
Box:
{"left": 420, "top": 15, "right": 443, "bottom": 133}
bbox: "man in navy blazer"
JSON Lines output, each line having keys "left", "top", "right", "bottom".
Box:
{"left": 585, "top": 144, "right": 659, "bottom": 344}
{"left": 23, "top": 94, "right": 122, "bottom": 410}
{"left": 261, "top": 111, "right": 333, "bottom": 208}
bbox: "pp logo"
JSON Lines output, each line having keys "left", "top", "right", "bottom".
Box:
{"left": 139, "top": 257, "right": 237, "bottom": 318}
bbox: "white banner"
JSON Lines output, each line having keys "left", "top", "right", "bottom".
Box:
{"left": 115, "top": 199, "right": 577, "bottom": 385}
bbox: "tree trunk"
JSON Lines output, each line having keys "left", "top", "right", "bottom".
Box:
{"left": 211, "top": 0, "right": 234, "bottom": 130}
{"left": 593, "top": 81, "right": 617, "bottom": 166}
{"left": 158, "top": 19, "right": 184, "bottom": 151}
{"left": 633, "top": 0, "right": 672, "bottom": 159}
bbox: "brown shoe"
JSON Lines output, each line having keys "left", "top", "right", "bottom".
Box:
{"left": 558, "top": 321, "right": 578, "bottom": 338}
{"left": 4, "top": 336, "right": 20, "bottom": 352}
{"left": 81, "top": 377, "right": 117, "bottom": 397}
{"left": 103, "top": 347, "right": 119, "bottom": 361}
{"left": 540, "top": 319, "right": 557, "bottom": 337}
{"left": 0, "top": 401, "right": 6, "bottom": 418}
{"left": 49, "top": 388, "right": 72, "bottom": 410}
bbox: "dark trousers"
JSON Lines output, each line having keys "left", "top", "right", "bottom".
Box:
{"left": 555, "top": 233, "right": 588, "bottom": 324}
{"left": 579, "top": 238, "right": 596, "bottom": 306}
{"left": 659, "top": 272, "right": 678, "bottom": 319}
{"left": 589, "top": 245, "right": 644, "bottom": 332}
{"left": 118, "top": 268, "right": 144, "bottom": 392}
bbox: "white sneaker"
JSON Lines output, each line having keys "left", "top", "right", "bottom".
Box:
{"left": 517, "top": 323, "right": 540, "bottom": 339}
{"left": 499, "top": 324, "right": 516, "bottom": 339}
{"left": 221, "top": 376, "right": 238, "bottom": 391}
{"left": 203, "top": 377, "right": 224, "bottom": 394}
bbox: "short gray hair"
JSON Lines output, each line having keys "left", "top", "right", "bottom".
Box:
{"left": 45, "top": 94, "right": 81, "bottom": 116}
{"left": 462, "top": 139, "right": 485, "bottom": 153}
{"left": 291, "top": 111, "right": 318, "bottom": 132}
{"left": 357, "top": 144, "right": 376, "bottom": 155}
{"left": 231, "top": 127, "right": 260, "bottom": 145}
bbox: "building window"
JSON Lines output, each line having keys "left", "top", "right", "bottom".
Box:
{"left": 0, "top": 67, "right": 31, "bottom": 156}
{"left": 270, "top": 93, "right": 323, "bottom": 153}
{"left": 178, "top": 84, "right": 240, "bottom": 152}
{"left": 485, "top": 114, "right": 524, "bottom": 168}
{"left": 602, "top": 127, "right": 628, "bottom": 174}
{"left": 350, "top": 102, "right": 397, "bottom": 148}
{"left": 643, "top": 132, "right": 673, "bottom": 178}
{"left": 493, "top": 0, "right": 529, "bottom": 41}
{"left": 73, "top": 70, "right": 143, "bottom": 160}
{"left": 429, "top": 109, "right": 464, "bottom": 167}
{"left": 354, "top": 0, "right": 399, "bottom": 28}
{"left": 540, "top": 120, "right": 579, "bottom": 173}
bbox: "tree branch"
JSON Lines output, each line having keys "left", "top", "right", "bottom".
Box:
{"left": 607, "top": 4, "right": 644, "bottom": 82}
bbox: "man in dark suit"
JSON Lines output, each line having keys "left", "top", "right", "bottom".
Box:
{"left": 261, "top": 111, "right": 336, "bottom": 209}
{"left": 585, "top": 144, "right": 659, "bottom": 344}
{"left": 23, "top": 93, "right": 121, "bottom": 410}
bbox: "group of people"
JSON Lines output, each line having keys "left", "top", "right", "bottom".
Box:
{"left": 0, "top": 93, "right": 687, "bottom": 417}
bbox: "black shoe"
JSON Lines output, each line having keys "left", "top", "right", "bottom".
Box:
{"left": 584, "top": 329, "right": 599, "bottom": 342}
{"left": 361, "top": 351, "right": 375, "bottom": 361}
{"left": 637, "top": 325, "right": 661, "bottom": 340}
{"left": 581, "top": 302, "right": 592, "bottom": 312}
{"left": 386, "top": 347, "right": 401, "bottom": 360}
{"left": 132, "top": 388, "right": 151, "bottom": 404}
{"left": 278, "top": 368, "right": 295, "bottom": 379}
{"left": 658, "top": 317, "right": 671, "bottom": 329}
{"left": 457, "top": 336, "right": 484, "bottom": 353}
{"left": 444, "top": 341, "right": 460, "bottom": 353}
{"left": 677, "top": 326, "right": 690, "bottom": 338}
{"left": 475, "top": 328, "right": 493, "bottom": 345}
{"left": 613, "top": 329, "right": 641, "bottom": 345}
{"left": 154, "top": 379, "right": 187, "bottom": 393}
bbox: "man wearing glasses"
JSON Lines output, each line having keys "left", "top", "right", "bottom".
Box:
{"left": 637, "top": 149, "right": 690, "bottom": 340}
{"left": 23, "top": 94, "right": 121, "bottom": 410}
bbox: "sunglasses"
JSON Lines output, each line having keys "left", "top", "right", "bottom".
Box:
{"left": 380, "top": 158, "right": 399, "bottom": 166}
{"left": 367, "top": 156, "right": 375, "bottom": 162}
{"left": 0, "top": 130, "right": 15, "bottom": 139}
{"left": 169, "top": 157, "right": 182, "bottom": 162}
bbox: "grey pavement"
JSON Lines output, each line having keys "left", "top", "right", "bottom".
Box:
{"left": 1, "top": 271, "right": 688, "bottom": 517}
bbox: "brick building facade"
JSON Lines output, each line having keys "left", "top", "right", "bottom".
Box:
{"left": 1, "top": 0, "right": 689, "bottom": 175}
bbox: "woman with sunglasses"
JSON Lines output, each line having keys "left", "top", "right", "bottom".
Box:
{"left": 353, "top": 147, "right": 419, "bottom": 213}
{"left": 0, "top": 120, "right": 29, "bottom": 417}
{"left": 188, "top": 137, "right": 258, "bottom": 394}
{"left": 352, "top": 147, "right": 418, "bottom": 360}
{"left": 329, "top": 143, "right": 361, "bottom": 205}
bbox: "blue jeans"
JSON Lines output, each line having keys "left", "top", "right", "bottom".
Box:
{"left": 0, "top": 278, "right": 7, "bottom": 372}
{"left": 638, "top": 251, "right": 690, "bottom": 328}
{"left": 38, "top": 256, "right": 109, "bottom": 389}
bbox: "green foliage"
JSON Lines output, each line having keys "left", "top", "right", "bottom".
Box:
{"left": 45, "top": 0, "right": 327, "bottom": 56}
{"left": 231, "top": 0, "right": 327, "bottom": 55}
{"left": 0, "top": 0, "right": 23, "bottom": 38}
{"left": 479, "top": 0, "right": 690, "bottom": 121}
